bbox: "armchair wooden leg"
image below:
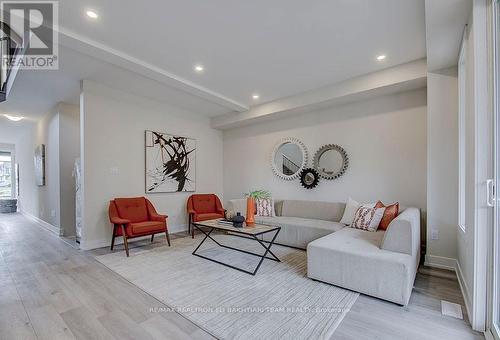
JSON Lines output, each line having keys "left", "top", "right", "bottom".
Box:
{"left": 189, "top": 215, "right": 195, "bottom": 239}
{"left": 188, "top": 214, "right": 192, "bottom": 237}
{"left": 166, "top": 229, "right": 171, "bottom": 246}
{"left": 151, "top": 234, "right": 154, "bottom": 243}
{"left": 110, "top": 224, "right": 118, "bottom": 250}
{"left": 121, "top": 224, "right": 130, "bottom": 257}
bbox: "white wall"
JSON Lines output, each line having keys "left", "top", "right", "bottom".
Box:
{"left": 80, "top": 80, "right": 223, "bottom": 250}
{"left": 17, "top": 110, "right": 61, "bottom": 228}
{"left": 457, "top": 21, "right": 475, "bottom": 309}
{"left": 58, "top": 103, "right": 80, "bottom": 236}
{"left": 426, "top": 68, "right": 459, "bottom": 268}
{"left": 42, "top": 111, "right": 61, "bottom": 227}
{"left": 15, "top": 103, "right": 80, "bottom": 235}
{"left": 16, "top": 125, "right": 37, "bottom": 216}
{"left": 223, "top": 89, "right": 427, "bottom": 215}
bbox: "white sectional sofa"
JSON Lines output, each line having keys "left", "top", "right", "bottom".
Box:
{"left": 226, "top": 199, "right": 421, "bottom": 306}
{"left": 227, "top": 199, "right": 345, "bottom": 249}
{"left": 307, "top": 207, "right": 421, "bottom": 305}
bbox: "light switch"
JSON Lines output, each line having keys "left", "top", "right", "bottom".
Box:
{"left": 431, "top": 229, "right": 439, "bottom": 240}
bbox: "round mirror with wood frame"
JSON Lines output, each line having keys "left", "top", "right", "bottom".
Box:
{"left": 271, "top": 137, "right": 309, "bottom": 180}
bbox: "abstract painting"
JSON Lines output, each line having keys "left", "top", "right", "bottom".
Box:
{"left": 34, "top": 144, "right": 45, "bottom": 186}
{"left": 145, "top": 130, "right": 196, "bottom": 193}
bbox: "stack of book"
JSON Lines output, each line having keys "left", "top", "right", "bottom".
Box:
{"left": 217, "top": 219, "right": 233, "bottom": 226}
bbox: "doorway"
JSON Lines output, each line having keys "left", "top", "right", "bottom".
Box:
{"left": 0, "top": 151, "right": 14, "bottom": 198}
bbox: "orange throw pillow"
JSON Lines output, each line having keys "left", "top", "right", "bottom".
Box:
{"left": 375, "top": 201, "right": 399, "bottom": 230}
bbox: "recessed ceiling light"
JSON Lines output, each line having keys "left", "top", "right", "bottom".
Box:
{"left": 194, "top": 65, "right": 204, "bottom": 72}
{"left": 376, "top": 55, "right": 387, "bottom": 61}
{"left": 86, "top": 10, "right": 99, "bottom": 19}
{"left": 252, "top": 94, "right": 260, "bottom": 100}
{"left": 4, "top": 114, "right": 24, "bottom": 121}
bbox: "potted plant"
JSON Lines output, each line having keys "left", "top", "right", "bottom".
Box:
{"left": 244, "top": 190, "right": 271, "bottom": 226}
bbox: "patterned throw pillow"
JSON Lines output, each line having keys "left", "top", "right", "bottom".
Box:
{"left": 350, "top": 206, "right": 386, "bottom": 232}
{"left": 256, "top": 199, "right": 274, "bottom": 217}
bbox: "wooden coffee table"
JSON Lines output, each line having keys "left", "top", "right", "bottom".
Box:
{"left": 191, "top": 219, "right": 281, "bottom": 275}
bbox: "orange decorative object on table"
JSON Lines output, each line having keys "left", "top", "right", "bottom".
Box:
{"left": 246, "top": 197, "right": 256, "bottom": 226}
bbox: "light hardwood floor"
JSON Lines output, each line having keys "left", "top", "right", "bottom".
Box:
{"left": 0, "top": 213, "right": 484, "bottom": 340}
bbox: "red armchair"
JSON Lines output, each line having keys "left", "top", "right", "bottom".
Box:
{"left": 187, "top": 194, "right": 225, "bottom": 238}
{"left": 109, "top": 197, "right": 170, "bottom": 257}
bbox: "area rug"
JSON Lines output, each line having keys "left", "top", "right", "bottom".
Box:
{"left": 96, "top": 234, "right": 359, "bottom": 340}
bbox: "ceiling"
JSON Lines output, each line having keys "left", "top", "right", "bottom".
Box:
{"left": 0, "top": 45, "right": 234, "bottom": 120}
{"left": 1, "top": 0, "right": 436, "bottom": 138}
{"left": 425, "top": 0, "right": 472, "bottom": 71}
{"left": 58, "top": 0, "right": 426, "bottom": 106}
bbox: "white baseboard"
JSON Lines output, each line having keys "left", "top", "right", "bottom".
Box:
{"left": 80, "top": 224, "right": 188, "bottom": 250}
{"left": 21, "top": 210, "right": 62, "bottom": 236}
{"left": 455, "top": 259, "right": 472, "bottom": 324}
{"left": 424, "top": 254, "right": 472, "bottom": 324}
{"left": 81, "top": 235, "right": 151, "bottom": 250}
{"left": 484, "top": 330, "right": 494, "bottom": 340}
{"left": 424, "top": 255, "right": 457, "bottom": 271}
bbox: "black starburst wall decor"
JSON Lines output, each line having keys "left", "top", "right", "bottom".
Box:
{"left": 145, "top": 130, "right": 196, "bottom": 193}
{"left": 300, "top": 168, "right": 320, "bottom": 189}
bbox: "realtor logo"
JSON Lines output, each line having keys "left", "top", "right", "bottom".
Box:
{"left": 0, "top": 0, "right": 58, "bottom": 69}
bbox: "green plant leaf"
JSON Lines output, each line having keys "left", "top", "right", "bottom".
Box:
{"left": 244, "top": 189, "right": 272, "bottom": 199}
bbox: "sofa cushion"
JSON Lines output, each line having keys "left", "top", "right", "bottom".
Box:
{"left": 129, "top": 221, "right": 165, "bottom": 236}
{"left": 115, "top": 197, "right": 148, "bottom": 223}
{"left": 256, "top": 216, "right": 345, "bottom": 249}
{"left": 274, "top": 200, "right": 284, "bottom": 216}
{"left": 280, "top": 200, "right": 345, "bottom": 221}
{"left": 307, "top": 228, "right": 417, "bottom": 305}
{"left": 192, "top": 195, "right": 217, "bottom": 213}
{"left": 194, "top": 212, "right": 224, "bottom": 222}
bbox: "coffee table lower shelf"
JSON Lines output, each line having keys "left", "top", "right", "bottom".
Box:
{"left": 191, "top": 222, "right": 281, "bottom": 276}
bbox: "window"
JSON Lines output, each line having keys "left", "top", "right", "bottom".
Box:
{"left": 458, "top": 27, "right": 467, "bottom": 232}
{"left": 0, "top": 152, "right": 12, "bottom": 198}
